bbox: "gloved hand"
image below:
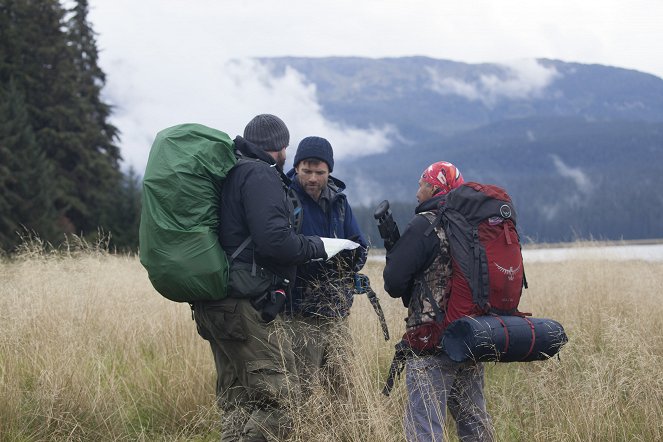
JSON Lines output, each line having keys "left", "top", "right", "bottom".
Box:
{"left": 309, "top": 236, "right": 328, "bottom": 261}
{"left": 320, "top": 237, "right": 360, "bottom": 261}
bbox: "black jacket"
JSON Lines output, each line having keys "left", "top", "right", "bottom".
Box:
{"left": 383, "top": 194, "right": 446, "bottom": 307}
{"left": 219, "top": 136, "right": 326, "bottom": 286}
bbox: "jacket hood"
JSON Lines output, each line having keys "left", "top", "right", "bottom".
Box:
{"left": 234, "top": 136, "right": 276, "bottom": 165}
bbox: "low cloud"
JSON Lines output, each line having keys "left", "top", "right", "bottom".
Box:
{"left": 103, "top": 57, "right": 395, "bottom": 174}
{"left": 428, "top": 59, "right": 560, "bottom": 107}
{"left": 538, "top": 154, "right": 593, "bottom": 221}
{"left": 226, "top": 60, "right": 398, "bottom": 170}
{"left": 550, "top": 154, "right": 592, "bottom": 195}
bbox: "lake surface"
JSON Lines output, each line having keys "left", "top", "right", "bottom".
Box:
{"left": 368, "top": 244, "right": 663, "bottom": 263}
{"left": 522, "top": 244, "right": 663, "bottom": 263}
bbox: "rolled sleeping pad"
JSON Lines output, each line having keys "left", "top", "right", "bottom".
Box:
{"left": 441, "top": 315, "right": 568, "bottom": 363}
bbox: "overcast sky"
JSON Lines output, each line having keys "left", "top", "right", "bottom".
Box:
{"left": 87, "top": 0, "right": 663, "bottom": 173}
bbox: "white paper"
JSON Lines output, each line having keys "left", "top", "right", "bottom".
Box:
{"left": 321, "top": 237, "right": 360, "bottom": 260}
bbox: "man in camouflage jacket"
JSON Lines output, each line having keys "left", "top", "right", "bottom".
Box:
{"left": 383, "top": 161, "right": 494, "bottom": 442}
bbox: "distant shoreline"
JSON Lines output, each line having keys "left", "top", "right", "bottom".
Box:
{"left": 521, "top": 238, "right": 663, "bottom": 249}
{"left": 368, "top": 240, "right": 663, "bottom": 263}
{"left": 368, "top": 238, "right": 663, "bottom": 254}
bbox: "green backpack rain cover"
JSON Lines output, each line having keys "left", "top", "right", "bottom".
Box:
{"left": 139, "top": 123, "right": 237, "bottom": 302}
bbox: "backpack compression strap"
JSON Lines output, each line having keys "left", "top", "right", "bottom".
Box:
{"left": 229, "top": 236, "right": 256, "bottom": 275}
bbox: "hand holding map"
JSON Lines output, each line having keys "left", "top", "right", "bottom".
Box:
{"left": 320, "top": 238, "right": 361, "bottom": 260}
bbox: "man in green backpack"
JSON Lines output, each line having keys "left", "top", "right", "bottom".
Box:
{"left": 193, "top": 114, "right": 328, "bottom": 442}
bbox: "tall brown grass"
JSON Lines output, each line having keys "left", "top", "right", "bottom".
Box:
{"left": 1, "top": 242, "right": 662, "bottom": 441}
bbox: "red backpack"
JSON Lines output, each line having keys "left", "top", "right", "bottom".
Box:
{"left": 428, "top": 182, "right": 528, "bottom": 327}
{"left": 383, "top": 184, "right": 538, "bottom": 395}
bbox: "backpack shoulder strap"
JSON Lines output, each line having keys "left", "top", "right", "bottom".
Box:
{"left": 415, "top": 210, "right": 447, "bottom": 323}
{"left": 287, "top": 188, "right": 303, "bottom": 234}
{"left": 421, "top": 209, "right": 444, "bottom": 237}
{"left": 421, "top": 279, "right": 445, "bottom": 323}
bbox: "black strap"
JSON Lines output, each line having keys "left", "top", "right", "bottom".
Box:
{"left": 421, "top": 280, "right": 444, "bottom": 323}
{"left": 366, "top": 288, "right": 390, "bottom": 341}
{"left": 287, "top": 188, "right": 303, "bottom": 234}
{"left": 382, "top": 340, "right": 411, "bottom": 396}
{"left": 230, "top": 236, "right": 252, "bottom": 262}
{"left": 470, "top": 227, "right": 484, "bottom": 307}
{"left": 230, "top": 236, "right": 258, "bottom": 276}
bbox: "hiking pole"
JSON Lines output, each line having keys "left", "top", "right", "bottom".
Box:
{"left": 355, "top": 273, "right": 390, "bottom": 341}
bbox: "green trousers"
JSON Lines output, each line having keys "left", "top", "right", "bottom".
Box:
{"left": 194, "top": 298, "right": 300, "bottom": 442}
{"left": 286, "top": 315, "right": 351, "bottom": 397}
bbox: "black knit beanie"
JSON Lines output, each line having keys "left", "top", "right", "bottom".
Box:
{"left": 293, "top": 136, "right": 334, "bottom": 172}
{"left": 243, "top": 114, "right": 290, "bottom": 151}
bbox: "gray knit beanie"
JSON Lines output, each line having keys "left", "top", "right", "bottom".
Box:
{"left": 243, "top": 114, "right": 290, "bottom": 152}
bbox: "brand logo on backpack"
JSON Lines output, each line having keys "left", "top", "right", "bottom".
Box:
{"left": 500, "top": 204, "right": 512, "bottom": 219}
{"left": 495, "top": 262, "right": 521, "bottom": 281}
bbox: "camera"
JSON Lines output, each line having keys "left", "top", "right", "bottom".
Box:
{"left": 259, "top": 288, "right": 286, "bottom": 323}
{"left": 251, "top": 279, "right": 289, "bottom": 323}
{"left": 374, "top": 200, "right": 401, "bottom": 251}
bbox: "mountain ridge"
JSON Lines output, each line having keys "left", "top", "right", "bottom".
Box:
{"left": 260, "top": 56, "right": 663, "bottom": 242}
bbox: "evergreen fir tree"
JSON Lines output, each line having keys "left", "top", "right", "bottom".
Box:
{"left": 1, "top": 0, "right": 87, "bottom": 233}
{"left": 0, "top": 85, "right": 14, "bottom": 250}
{"left": 110, "top": 165, "right": 142, "bottom": 251}
{"left": 65, "top": 0, "right": 123, "bottom": 234}
{"left": 0, "top": 79, "right": 58, "bottom": 251}
{"left": 1, "top": 0, "right": 126, "bottom": 245}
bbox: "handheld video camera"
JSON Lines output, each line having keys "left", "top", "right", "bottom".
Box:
{"left": 251, "top": 278, "right": 289, "bottom": 323}
{"left": 374, "top": 200, "right": 400, "bottom": 252}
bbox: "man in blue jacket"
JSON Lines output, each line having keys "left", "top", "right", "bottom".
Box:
{"left": 285, "top": 136, "right": 368, "bottom": 393}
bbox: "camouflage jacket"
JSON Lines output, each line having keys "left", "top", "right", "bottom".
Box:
{"left": 404, "top": 210, "right": 453, "bottom": 331}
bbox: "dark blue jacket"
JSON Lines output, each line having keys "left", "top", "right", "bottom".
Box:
{"left": 285, "top": 169, "right": 368, "bottom": 317}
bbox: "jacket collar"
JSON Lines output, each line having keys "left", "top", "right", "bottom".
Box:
{"left": 234, "top": 136, "right": 275, "bottom": 163}
{"left": 234, "top": 136, "right": 291, "bottom": 186}
{"left": 415, "top": 193, "right": 447, "bottom": 214}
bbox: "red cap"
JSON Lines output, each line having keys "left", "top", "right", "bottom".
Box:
{"left": 421, "top": 161, "right": 464, "bottom": 195}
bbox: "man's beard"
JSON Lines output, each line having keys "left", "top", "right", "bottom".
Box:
{"left": 304, "top": 183, "right": 323, "bottom": 199}
{"left": 276, "top": 149, "right": 286, "bottom": 169}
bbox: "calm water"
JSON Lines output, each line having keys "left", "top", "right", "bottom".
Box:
{"left": 522, "top": 243, "right": 663, "bottom": 263}
{"left": 368, "top": 244, "right": 663, "bottom": 263}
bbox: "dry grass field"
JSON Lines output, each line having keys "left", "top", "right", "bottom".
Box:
{"left": 1, "top": 241, "right": 662, "bottom": 441}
